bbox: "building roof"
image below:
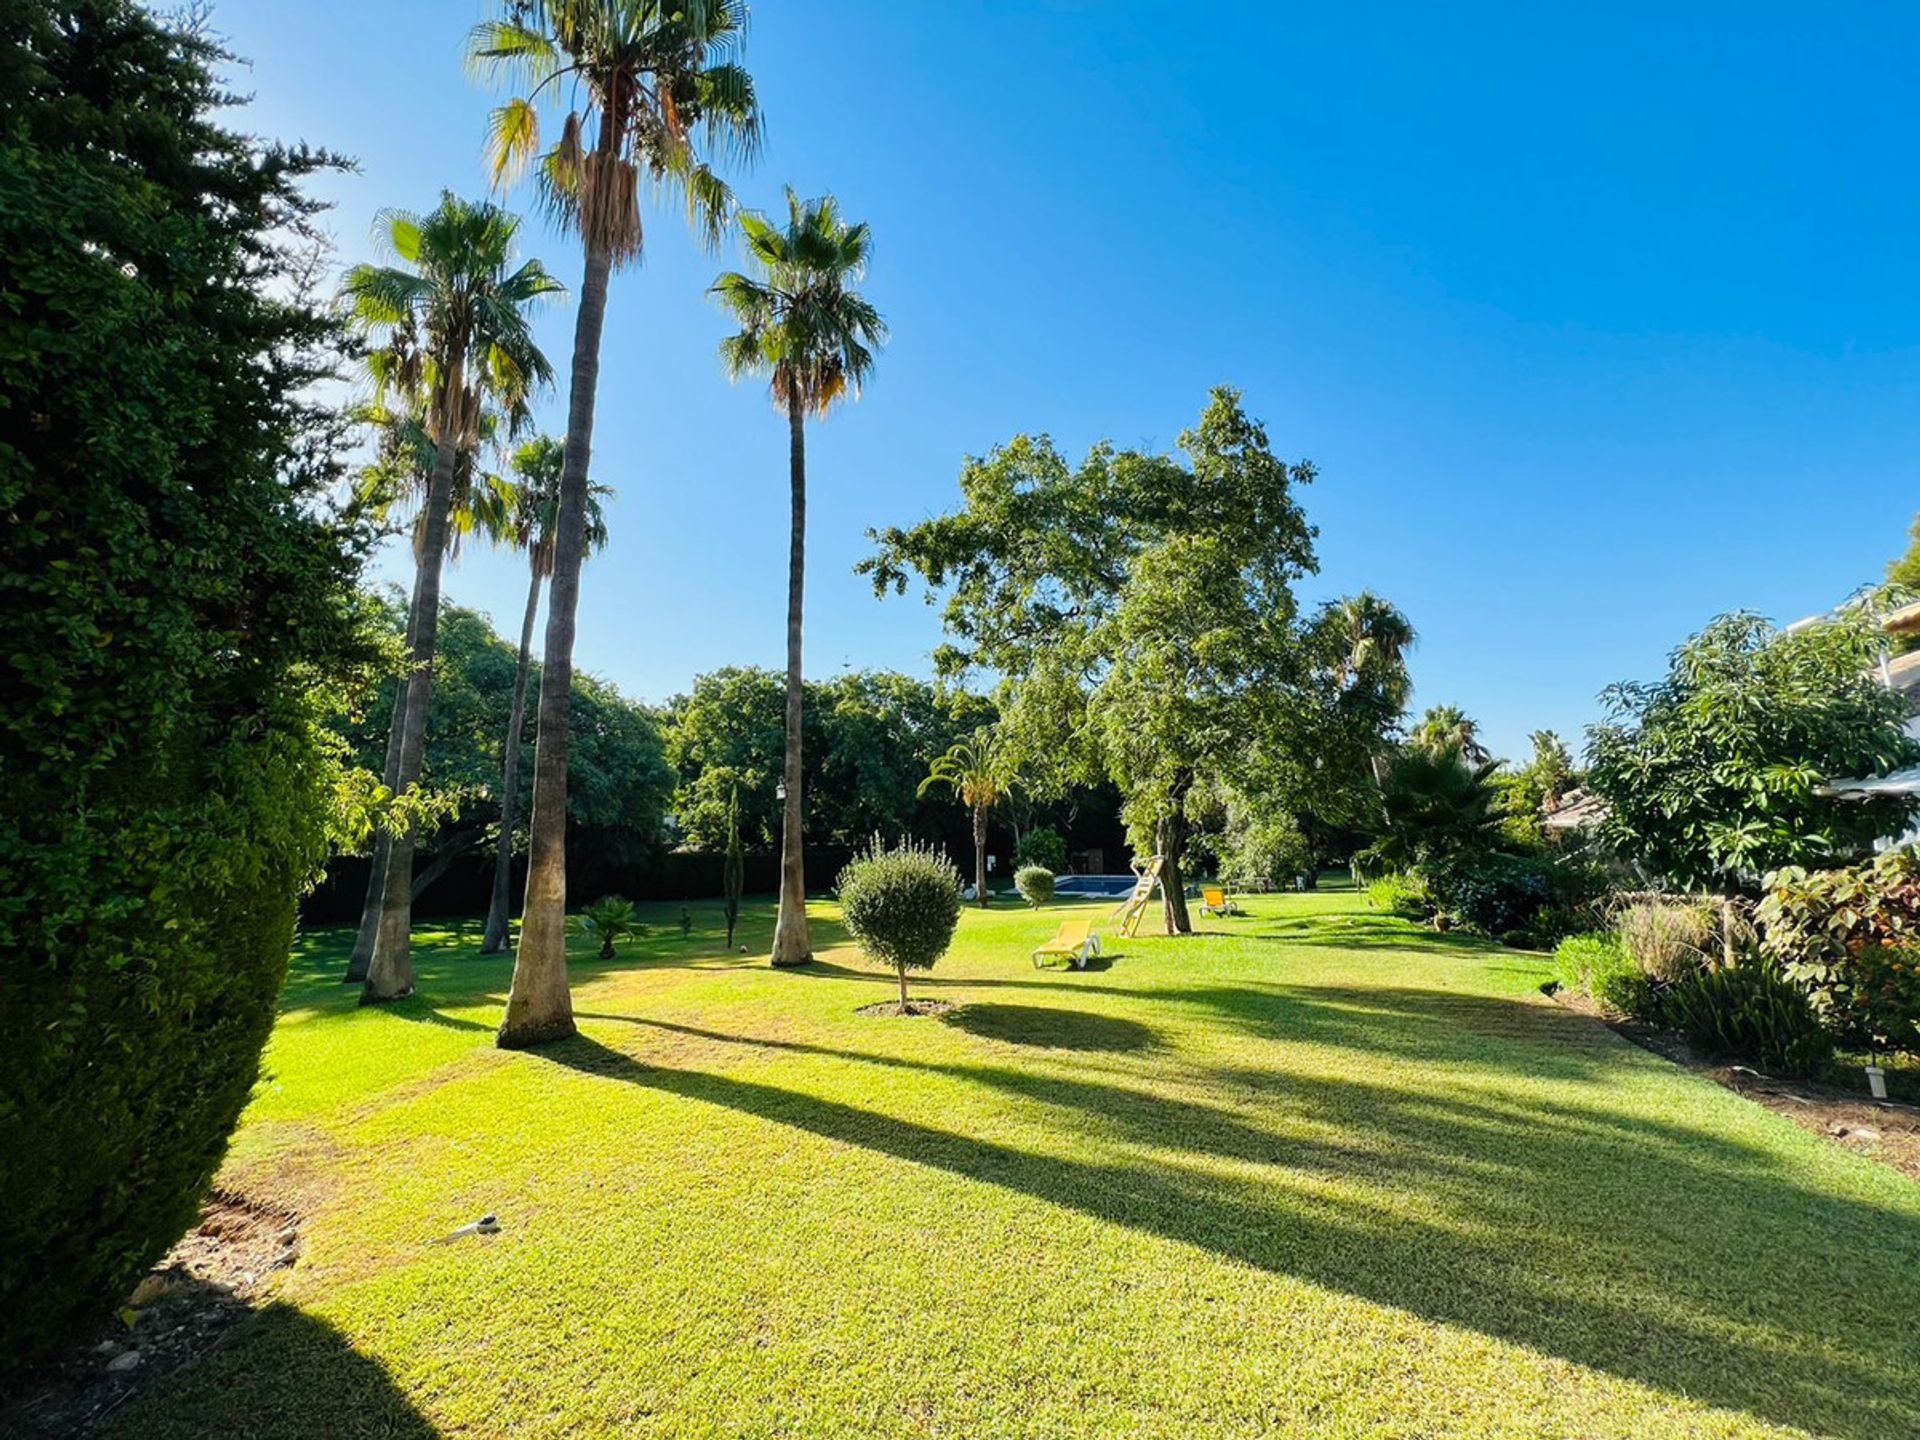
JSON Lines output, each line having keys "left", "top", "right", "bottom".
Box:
{"left": 1543, "top": 787, "right": 1608, "bottom": 831}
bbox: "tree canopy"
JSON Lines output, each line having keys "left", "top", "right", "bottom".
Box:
{"left": 1587, "top": 609, "right": 1920, "bottom": 890}
{"left": 864, "top": 388, "right": 1381, "bottom": 929}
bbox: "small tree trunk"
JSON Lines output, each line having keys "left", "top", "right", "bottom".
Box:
{"left": 897, "top": 964, "right": 910, "bottom": 1010}
{"left": 770, "top": 398, "right": 813, "bottom": 967}
{"left": 499, "top": 235, "right": 614, "bottom": 1049}
{"left": 362, "top": 355, "right": 465, "bottom": 1004}
{"left": 973, "top": 803, "right": 989, "bottom": 907}
{"left": 1159, "top": 770, "right": 1195, "bottom": 935}
{"left": 482, "top": 562, "right": 543, "bottom": 954}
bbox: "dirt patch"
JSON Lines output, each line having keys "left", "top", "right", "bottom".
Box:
{"left": 0, "top": 1189, "right": 304, "bottom": 1437}
{"left": 856, "top": 998, "right": 958, "bottom": 1018}
{"left": 1551, "top": 987, "right": 1920, "bottom": 1183}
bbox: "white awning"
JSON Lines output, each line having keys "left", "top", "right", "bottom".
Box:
{"left": 1819, "top": 766, "right": 1920, "bottom": 799}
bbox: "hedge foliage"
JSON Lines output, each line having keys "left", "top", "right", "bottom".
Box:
{"left": 0, "top": 3, "right": 371, "bottom": 1373}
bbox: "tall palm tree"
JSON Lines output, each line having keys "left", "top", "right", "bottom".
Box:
{"left": 1412, "top": 703, "right": 1490, "bottom": 763}
{"left": 480, "top": 436, "right": 610, "bottom": 955}
{"left": 341, "top": 399, "right": 518, "bottom": 985}
{"left": 1331, "top": 591, "right": 1416, "bottom": 709}
{"left": 471, "top": 0, "right": 761, "bottom": 1048}
{"left": 342, "top": 193, "right": 559, "bottom": 1004}
{"left": 920, "top": 729, "right": 1014, "bottom": 909}
{"left": 711, "top": 190, "right": 885, "bottom": 967}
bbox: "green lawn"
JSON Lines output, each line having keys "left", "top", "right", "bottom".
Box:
{"left": 109, "top": 885, "right": 1920, "bottom": 1440}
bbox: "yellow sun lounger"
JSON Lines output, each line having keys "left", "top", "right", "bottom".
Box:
{"left": 1199, "top": 887, "right": 1242, "bottom": 917}
{"left": 1032, "top": 919, "right": 1101, "bottom": 970}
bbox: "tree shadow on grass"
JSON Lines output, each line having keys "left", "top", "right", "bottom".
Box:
{"left": 540, "top": 1011, "right": 1920, "bottom": 1440}
{"left": 86, "top": 1301, "right": 442, "bottom": 1440}
{"left": 941, "top": 1003, "right": 1158, "bottom": 1052}
{"left": 1252, "top": 913, "right": 1494, "bottom": 954}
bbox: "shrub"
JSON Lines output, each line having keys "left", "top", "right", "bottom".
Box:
{"left": 1424, "top": 852, "right": 1553, "bottom": 936}
{"left": 1367, "top": 871, "right": 1432, "bottom": 918}
{"left": 1662, "top": 961, "right": 1834, "bottom": 1077}
{"left": 1215, "top": 808, "right": 1313, "bottom": 891}
{"left": 1759, "top": 848, "right": 1920, "bottom": 1054}
{"left": 1013, "top": 827, "right": 1068, "bottom": 875}
{"left": 1014, "top": 864, "right": 1056, "bottom": 907}
{"left": 0, "top": 5, "right": 370, "bottom": 1375}
{"left": 1596, "top": 968, "right": 1665, "bottom": 1023}
{"left": 1616, "top": 900, "right": 1714, "bottom": 982}
{"left": 837, "top": 839, "right": 964, "bottom": 1008}
{"left": 1555, "top": 932, "right": 1628, "bottom": 991}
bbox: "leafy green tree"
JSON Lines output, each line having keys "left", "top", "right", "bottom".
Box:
{"left": 665, "top": 667, "right": 791, "bottom": 851}
{"left": 1588, "top": 611, "right": 1920, "bottom": 890}
{"left": 1207, "top": 593, "right": 1417, "bottom": 890}
{"left": 0, "top": 1, "right": 376, "bottom": 1372}
{"left": 1889, "top": 515, "right": 1920, "bottom": 592}
{"left": 481, "top": 436, "right": 611, "bottom": 954}
{"left": 342, "top": 194, "right": 559, "bottom": 1003}
{"left": 868, "top": 389, "right": 1319, "bottom": 933}
{"left": 921, "top": 729, "right": 1017, "bottom": 907}
{"left": 334, "top": 600, "right": 673, "bottom": 901}
{"left": 664, "top": 667, "right": 993, "bottom": 854}
{"left": 472, "top": 0, "right": 761, "bottom": 1047}
{"left": 712, "top": 190, "right": 886, "bottom": 967}
{"left": 810, "top": 672, "right": 995, "bottom": 845}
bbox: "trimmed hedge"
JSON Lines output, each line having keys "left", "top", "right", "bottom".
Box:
{"left": 0, "top": 5, "right": 366, "bottom": 1375}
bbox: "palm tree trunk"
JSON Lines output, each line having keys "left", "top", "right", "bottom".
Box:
{"left": 973, "top": 803, "right": 989, "bottom": 908}
{"left": 498, "top": 241, "right": 612, "bottom": 1048}
{"left": 343, "top": 669, "right": 409, "bottom": 984}
{"left": 770, "top": 398, "right": 812, "bottom": 967}
{"left": 481, "top": 561, "right": 543, "bottom": 954}
{"left": 362, "top": 362, "right": 465, "bottom": 1003}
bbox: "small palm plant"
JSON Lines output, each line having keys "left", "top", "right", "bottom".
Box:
{"left": 573, "top": 897, "right": 644, "bottom": 961}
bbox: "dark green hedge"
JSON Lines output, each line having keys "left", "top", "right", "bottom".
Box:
{"left": 0, "top": 2, "right": 367, "bottom": 1375}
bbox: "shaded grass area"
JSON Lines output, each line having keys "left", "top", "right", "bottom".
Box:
{"left": 111, "top": 889, "right": 1920, "bottom": 1439}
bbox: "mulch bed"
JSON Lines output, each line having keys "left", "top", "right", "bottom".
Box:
{"left": 0, "top": 1189, "right": 303, "bottom": 1438}
{"left": 1552, "top": 988, "right": 1920, "bottom": 1184}
{"left": 856, "top": 998, "right": 957, "bottom": 1018}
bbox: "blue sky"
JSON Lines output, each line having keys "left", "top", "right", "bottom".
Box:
{"left": 223, "top": 1, "right": 1920, "bottom": 763}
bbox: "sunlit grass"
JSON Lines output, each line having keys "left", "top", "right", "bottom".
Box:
{"left": 113, "top": 884, "right": 1920, "bottom": 1439}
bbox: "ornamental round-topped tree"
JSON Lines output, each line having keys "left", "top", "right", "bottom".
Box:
{"left": 836, "top": 839, "right": 964, "bottom": 1012}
